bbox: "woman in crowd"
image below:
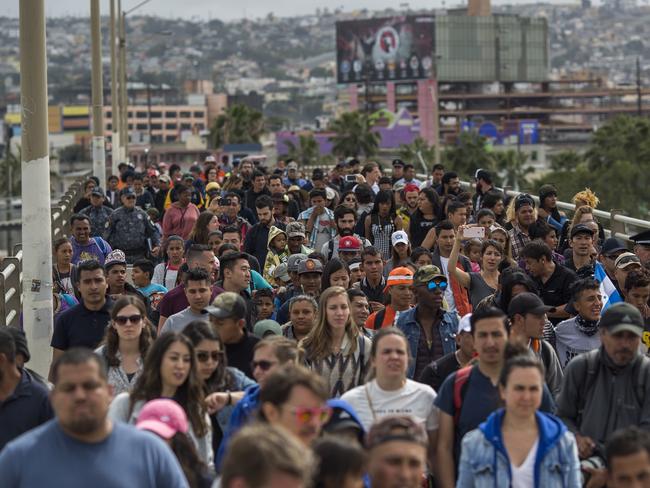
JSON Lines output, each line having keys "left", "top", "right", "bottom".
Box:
{"left": 340, "top": 190, "right": 359, "bottom": 213}
{"left": 182, "top": 321, "right": 255, "bottom": 457}
{"left": 108, "top": 331, "right": 213, "bottom": 465}
{"left": 207, "top": 230, "right": 223, "bottom": 257}
{"left": 364, "top": 190, "right": 403, "bottom": 261}
{"left": 383, "top": 230, "right": 411, "bottom": 276}
{"left": 489, "top": 225, "right": 515, "bottom": 267}
{"left": 302, "top": 286, "right": 372, "bottom": 397}
{"left": 186, "top": 211, "right": 219, "bottom": 249}
{"left": 96, "top": 296, "right": 154, "bottom": 395}
{"left": 52, "top": 237, "right": 76, "bottom": 297}
{"left": 409, "top": 187, "right": 440, "bottom": 248}
{"left": 411, "top": 247, "right": 434, "bottom": 268}
{"left": 449, "top": 225, "right": 503, "bottom": 309}
{"left": 282, "top": 294, "right": 319, "bottom": 341}
{"left": 537, "top": 184, "right": 568, "bottom": 233}
{"left": 321, "top": 258, "right": 351, "bottom": 291}
{"left": 476, "top": 208, "right": 496, "bottom": 230}
{"left": 341, "top": 328, "right": 438, "bottom": 434}
{"left": 162, "top": 183, "right": 201, "bottom": 241}
{"left": 457, "top": 343, "right": 580, "bottom": 487}
{"left": 136, "top": 399, "right": 213, "bottom": 488}
{"left": 481, "top": 190, "right": 507, "bottom": 227}
{"left": 152, "top": 235, "right": 185, "bottom": 290}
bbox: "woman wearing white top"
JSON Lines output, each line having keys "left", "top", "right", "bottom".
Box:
{"left": 341, "top": 328, "right": 438, "bottom": 465}
{"left": 457, "top": 342, "right": 580, "bottom": 488}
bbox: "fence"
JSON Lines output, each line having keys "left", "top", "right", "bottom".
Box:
{"left": 0, "top": 172, "right": 90, "bottom": 327}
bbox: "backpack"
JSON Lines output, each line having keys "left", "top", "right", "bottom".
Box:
{"left": 452, "top": 365, "right": 474, "bottom": 425}
{"left": 92, "top": 237, "right": 109, "bottom": 257}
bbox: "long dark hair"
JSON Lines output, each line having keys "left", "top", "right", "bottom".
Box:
{"left": 129, "top": 332, "right": 208, "bottom": 437}
{"left": 321, "top": 257, "right": 350, "bottom": 290}
{"left": 102, "top": 296, "right": 154, "bottom": 367}
{"left": 370, "top": 190, "right": 397, "bottom": 218}
{"left": 182, "top": 320, "right": 236, "bottom": 393}
{"left": 170, "top": 432, "right": 209, "bottom": 488}
{"left": 188, "top": 211, "right": 216, "bottom": 245}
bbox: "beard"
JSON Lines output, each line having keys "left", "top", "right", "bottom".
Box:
{"left": 63, "top": 415, "right": 104, "bottom": 435}
{"left": 339, "top": 228, "right": 353, "bottom": 237}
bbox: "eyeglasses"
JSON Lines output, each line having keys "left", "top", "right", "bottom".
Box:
{"left": 197, "top": 351, "right": 222, "bottom": 363}
{"left": 114, "top": 314, "right": 142, "bottom": 325}
{"left": 427, "top": 280, "right": 448, "bottom": 291}
{"left": 250, "top": 360, "right": 277, "bottom": 371}
{"left": 290, "top": 406, "right": 332, "bottom": 424}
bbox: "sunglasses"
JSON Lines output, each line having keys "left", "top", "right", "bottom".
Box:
{"left": 427, "top": 280, "right": 448, "bottom": 291}
{"left": 290, "top": 406, "right": 333, "bottom": 424}
{"left": 250, "top": 360, "right": 277, "bottom": 371}
{"left": 114, "top": 314, "right": 142, "bottom": 325}
{"left": 124, "top": 195, "right": 136, "bottom": 200}
{"left": 197, "top": 351, "right": 222, "bottom": 363}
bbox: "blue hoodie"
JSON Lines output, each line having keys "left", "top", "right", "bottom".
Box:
{"left": 457, "top": 409, "right": 581, "bottom": 488}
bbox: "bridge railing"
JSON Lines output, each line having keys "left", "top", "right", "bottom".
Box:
{"left": 0, "top": 172, "right": 90, "bottom": 327}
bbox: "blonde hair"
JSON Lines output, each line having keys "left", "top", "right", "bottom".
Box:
{"left": 300, "top": 286, "right": 359, "bottom": 361}
{"left": 572, "top": 188, "right": 599, "bottom": 209}
{"left": 489, "top": 226, "right": 514, "bottom": 261}
{"left": 570, "top": 205, "right": 596, "bottom": 229}
{"left": 505, "top": 197, "right": 538, "bottom": 224}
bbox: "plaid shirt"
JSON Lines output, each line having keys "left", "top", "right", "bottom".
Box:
{"left": 508, "top": 221, "right": 531, "bottom": 261}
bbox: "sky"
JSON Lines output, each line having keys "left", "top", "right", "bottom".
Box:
{"left": 2, "top": 0, "right": 574, "bottom": 20}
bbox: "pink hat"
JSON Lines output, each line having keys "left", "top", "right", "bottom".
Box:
{"left": 136, "top": 399, "right": 188, "bottom": 439}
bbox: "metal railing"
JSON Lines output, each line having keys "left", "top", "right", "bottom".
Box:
{"left": 0, "top": 172, "right": 90, "bottom": 327}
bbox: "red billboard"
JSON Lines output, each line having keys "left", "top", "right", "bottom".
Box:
{"left": 336, "top": 15, "right": 435, "bottom": 84}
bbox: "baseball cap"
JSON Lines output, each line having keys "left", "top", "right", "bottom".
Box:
{"left": 272, "top": 193, "right": 289, "bottom": 204}
{"left": 457, "top": 313, "right": 472, "bottom": 335}
{"left": 615, "top": 252, "right": 642, "bottom": 270}
{"left": 206, "top": 182, "right": 220, "bottom": 193}
{"left": 570, "top": 223, "right": 594, "bottom": 238}
{"left": 384, "top": 267, "right": 414, "bottom": 293}
{"left": 136, "top": 399, "right": 188, "bottom": 439}
{"left": 273, "top": 262, "right": 291, "bottom": 283}
{"left": 287, "top": 162, "right": 298, "bottom": 171}
{"left": 367, "top": 416, "right": 428, "bottom": 449}
{"left": 514, "top": 193, "right": 535, "bottom": 210}
{"left": 120, "top": 187, "right": 135, "bottom": 197}
{"left": 104, "top": 249, "right": 126, "bottom": 269}
{"left": 205, "top": 155, "right": 217, "bottom": 163}
{"left": 312, "top": 168, "right": 324, "bottom": 180}
{"left": 348, "top": 257, "right": 362, "bottom": 271}
{"left": 339, "top": 236, "right": 362, "bottom": 252}
{"left": 507, "top": 292, "right": 553, "bottom": 317}
{"left": 91, "top": 187, "right": 105, "bottom": 197}
{"left": 203, "top": 292, "right": 247, "bottom": 320}
{"left": 403, "top": 183, "right": 420, "bottom": 194}
{"left": 286, "top": 222, "right": 306, "bottom": 239}
{"left": 298, "top": 258, "right": 323, "bottom": 275}
{"left": 391, "top": 230, "right": 409, "bottom": 247}
{"left": 601, "top": 238, "right": 628, "bottom": 257}
{"left": 413, "top": 265, "right": 446, "bottom": 286}
{"left": 474, "top": 168, "right": 492, "bottom": 182}
{"left": 287, "top": 253, "right": 307, "bottom": 272}
{"left": 325, "top": 187, "right": 336, "bottom": 201}
{"left": 253, "top": 319, "right": 282, "bottom": 338}
{"left": 600, "top": 302, "right": 644, "bottom": 336}
{"left": 158, "top": 174, "right": 171, "bottom": 183}
{"left": 182, "top": 172, "right": 194, "bottom": 181}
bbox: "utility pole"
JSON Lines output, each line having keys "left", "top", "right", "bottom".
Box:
{"left": 19, "top": 0, "right": 53, "bottom": 377}
{"left": 110, "top": 0, "right": 120, "bottom": 174}
{"left": 637, "top": 56, "right": 642, "bottom": 117}
{"left": 118, "top": 1, "right": 129, "bottom": 162}
{"left": 90, "top": 0, "right": 106, "bottom": 189}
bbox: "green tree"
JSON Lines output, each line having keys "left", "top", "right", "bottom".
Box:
{"left": 283, "top": 133, "right": 320, "bottom": 166}
{"left": 58, "top": 144, "right": 89, "bottom": 163}
{"left": 328, "top": 111, "right": 381, "bottom": 159}
{"left": 493, "top": 149, "right": 534, "bottom": 191}
{"left": 398, "top": 137, "right": 437, "bottom": 171}
{"left": 442, "top": 132, "right": 495, "bottom": 179}
{"left": 0, "top": 146, "right": 20, "bottom": 197}
{"left": 209, "top": 104, "right": 264, "bottom": 149}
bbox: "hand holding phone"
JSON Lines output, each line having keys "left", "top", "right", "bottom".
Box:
{"left": 464, "top": 226, "right": 486, "bottom": 239}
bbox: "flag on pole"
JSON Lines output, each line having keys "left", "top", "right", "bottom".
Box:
{"left": 594, "top": 261, "right": 623, "bottom": 311}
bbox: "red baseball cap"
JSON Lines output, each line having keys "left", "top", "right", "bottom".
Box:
{"left": 136, "top": 399, "right": 188, "bottom": 439}
{"left": 338, "top": 236, "right": 362, "bottom": 252}
{"left": 404, "top": 183, "right": 420, "bottom": 193}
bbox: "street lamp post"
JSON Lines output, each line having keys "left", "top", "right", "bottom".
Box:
{"left": 90, "top": 0, "right": 106, "bottom": 189}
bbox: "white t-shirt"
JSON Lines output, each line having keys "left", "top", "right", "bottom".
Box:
{"left": 341, "top": 378, "right": 439, "bottom": 432}
{"left": 439, "top": 256, "right": 457, "bottom": 313}
{"left": 511, "top": 438, "right": 539, "bottom": 488}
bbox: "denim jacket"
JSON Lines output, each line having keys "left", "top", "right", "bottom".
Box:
{"left": 396, "top": 306, "right": 459, "bottom": 379}
{"left": 457, "top": 409, "right": 581, "bottom": 488}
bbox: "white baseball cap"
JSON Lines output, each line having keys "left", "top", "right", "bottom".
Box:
{"left": 391, "top": 230, "right": 409, "bottom": 247}
{"left": 457, "top": 313, "right": 472, "bottom": 335}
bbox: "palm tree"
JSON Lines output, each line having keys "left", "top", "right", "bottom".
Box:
{"left": 493, "top": 149, "right": 534, "bottom": 191}
{"left": 328, "top": 111, "right": 381, "bottom": 159}
{"left": 398, "top": 137, "right": 437, "bottom": 171}
{"left": 0, "top": 146, "right": 21, "bottom": 197}
{"left": 209, "top": 104, "right": 264, "bottom": 149}
{"left": 284, "top": 133, "right": 321, "bottom": 166}
{"left": 442, "top": 131, "right": 495, "bottom": 178}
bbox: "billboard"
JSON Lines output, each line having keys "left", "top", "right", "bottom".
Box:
{"left": 336, "top": 16, "right": 435, "bottom": 84}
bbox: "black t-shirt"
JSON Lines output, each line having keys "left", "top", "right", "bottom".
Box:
{"left": 50, "top": 298, "right": 114, "bottom": 350}
{"left": 564, "top": 256, "right": 595, "bottom": 279}
{"left": 409, "top": 210, "right": 437, "bottom": 248}
{"left": 419, "top": 351, "right": 460, "bottom": 392}
{"left": 225, "top": 331, "right": 260, "bottom": 378}
{"left": 535, "top": 263, "right": 577, "bottom": 325}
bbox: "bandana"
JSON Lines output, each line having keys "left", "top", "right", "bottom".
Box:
{"left": 575, "top": 314, "right": 599, "bottom": 337}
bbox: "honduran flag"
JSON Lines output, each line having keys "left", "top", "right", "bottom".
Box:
{"left": 594, "top": 261, "right": 623, "bottom": 311}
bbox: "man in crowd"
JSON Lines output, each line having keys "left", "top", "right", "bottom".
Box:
{"left": 598, "top": 237, "right": 629, "bottom": 284}
{"left": 269, "top": 173, "right": 300, "bottom": 219}
{"left": 391, "top": 159, "right": 405, "bottom": 184}
{"left": 105, "top": 187, "right": 160, "bottom": 263}
{"left": 286, "top": 222, "right": 312, "bottom": 256}
{"left": 348, "top": 288, "right": 371, "bottom": 331}
{"left": 605, "top": 427, "right": 650, "bottom": 488}
{"left": 79, "top": 187, "right": 113, "bottom": 237}
{"left": 321, "top": 205, "right": 369, "bottom": 260}
{"left": 154, "top": 174, "right": 171, "bottom": 215}
{"left": 361, "top": 161, "right": 382, "bottom": 194}
{"left": 132, "top": 173, "right": 155, "bottom": 210}
{"left": 217, "top": 193, "right": 251, "bottom": 242}
{"left": 283, "top": 161, "right": 308, "bottom": 189}
{"left": 160, "top": 268, "right": 212, "bottom": 334}
{"left": 0, "top": 349, "right": 188, "bottom": 486}
{"left": 565, "top": 223, "right": 596, "bottom": 278}
{"left": 472, "top": 169, "right": 494, "bottom": 211}
{"left": 276, "top": 257, "right": 323, "bottom": 324}
{"left": 508, "top": 292, "right": 564, "bottom": 395}
{"left": 615, "top": 252, "right": 644, "bottom": 298}
{"left": 205, "top": 292, "right": 260, "bottom": 378}
{"left": 355, "top": 247, "right": 386, "bottom": 308}
{"left": 396, "top": 163, "right": 422, "bottom": 187}
{"left": 427, "top": 163, "right": 445, "bottom": 192}
{"left": 300, "top": 189, "right": 336, "bottom": 252}
{"left": 0, "top": 328, "right": 53, "bottom": 450}
{"left": 50, "top": 260, "right": 113, "bottom": 380}
{"left": 106, "top": 175, "right": 120, "bottom": 207}
{"left": 244, "top": 195, "right": 285, "bottom": 267}
{"left": 432, "top": 221, "right": 472, "bottom": 317}
{"left": 508, "top": 193, "right": 536, "bottom": 261}
{"left": 244, "top": 170, "right": 271, "bottom": 219}
{"left": 396, "top": 183, "right": 419, "bottom": 230}
{"left": 522, "top": 241, "right": 577, "bottom": 324}
{"left": 439, "top": 171, "right": 461, "bottom": 197}
{"left": 366, "top": 267, "right": 414, "bottom": 329}
{"left": 238, "top": 160, "right": 255, "bottom": 191}
{"left": 337, "top": 236, "right": 362, "bottom": 265}
{"left": 631, "top": 229, "right": 650, "bottom": 267}
{"left": 69, "top": 214, "right": 112, "bottom": 265}
{"left": 218, "top": 252, "right": 256, "bottom": 330}
{"left": 397, "top": 265, "right": 459, "bottom": 380}
{"left": 446, "top": 201, "right": 468, "bottom": 231}
{"left": 557, "top": 303, "right": 650, "bottom": 463}
{"left": 622, "top": 270, "right": 650, "bottom": 337}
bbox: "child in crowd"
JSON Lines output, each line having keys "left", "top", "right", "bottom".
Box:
{"left": 146, "top": 207, "right": 163, "bottom": 237}
{"left": 152, "top": 235, "right": 184, "bottom": 289}
{"left": 132, "top": 259, "right": 168, "bottom": 318}
{"left": 463, "top": 238, "right": 482, "bottom": 272}
{"left": 263, "top": 226, "right": 289, "bottom": 283}
{"left": 254, "top": 288, "right": 276, "bottom": 321}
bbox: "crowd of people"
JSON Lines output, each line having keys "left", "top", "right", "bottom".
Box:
{"left": 2, "top": 155, "right": 650, "bottom": 487}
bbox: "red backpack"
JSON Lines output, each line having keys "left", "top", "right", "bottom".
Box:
{"left": 452, "top": 365, "right": 475, "bottom": 425}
